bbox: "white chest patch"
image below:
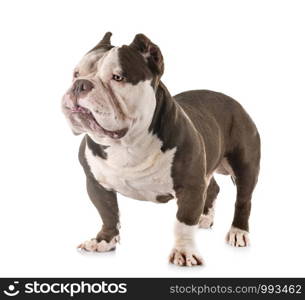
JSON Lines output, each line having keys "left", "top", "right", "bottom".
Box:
{"left": 85, "top": 133, "right": 177, "bottom": 202}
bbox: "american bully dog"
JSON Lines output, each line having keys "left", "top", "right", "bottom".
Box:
{"left": 62, "top": 32, "right": 260, "bottom": 267}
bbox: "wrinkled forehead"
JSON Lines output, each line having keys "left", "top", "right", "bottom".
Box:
{"left": 77, "top": 45, "right": 153, "bottom": 84}
{"left": 77, "top": 48, "right": 107, "bottom": 75}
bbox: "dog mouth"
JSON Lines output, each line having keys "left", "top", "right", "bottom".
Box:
{"left": 69, "top": 105, "right": 128, "bottom": 139}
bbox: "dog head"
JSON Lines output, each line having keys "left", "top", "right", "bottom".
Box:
{"left": 62, "top": 32, "right": 164, "bottom": 143}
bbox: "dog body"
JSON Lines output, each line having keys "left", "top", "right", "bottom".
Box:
{"left": 62, "top": 33, "right": 260, "bottom": 266}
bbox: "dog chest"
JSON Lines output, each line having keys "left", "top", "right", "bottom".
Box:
{"left": 84, "top": 138, "right": 176, "bottom": 202}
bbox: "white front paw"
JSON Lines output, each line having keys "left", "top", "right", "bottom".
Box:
{"left": 169, "top": 247, "right": 204, "bottom": 267}
{"left": 77, "top": 235, "right": 119, "bottom": 252}
{"left": 226, "top": 226, "right": 250, "bottom": 247}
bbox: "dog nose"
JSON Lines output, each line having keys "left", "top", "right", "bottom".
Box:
{"left": 71, "top": 79, "right": 94, "bottom": 98}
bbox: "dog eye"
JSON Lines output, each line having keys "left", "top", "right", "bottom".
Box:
{"left": 73, "top": 71, "right": 80, "bottom": 78}
{"left": 112, "top": 74, "right": 124, "bottom": 81}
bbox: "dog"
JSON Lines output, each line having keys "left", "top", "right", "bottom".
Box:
{"left": 62, "top": 32, "right": 260, "bottom": 267}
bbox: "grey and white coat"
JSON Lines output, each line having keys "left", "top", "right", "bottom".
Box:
{"left": 62, "top": 32, "right": 260, "bottom": 267}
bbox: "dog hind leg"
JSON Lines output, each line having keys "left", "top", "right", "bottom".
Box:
{"left": 199, "top": 177, "right": 220, "bottom": 228}
{"left": 226, "top": 147, "right": 260, "bottom": 247}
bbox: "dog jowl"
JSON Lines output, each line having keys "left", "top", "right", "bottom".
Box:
{"left": 62, "top": 32, "right": 260, "bottom": 267}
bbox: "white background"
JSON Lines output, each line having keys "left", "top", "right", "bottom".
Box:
{"left": 0, "top": 0, "right": 304, "bottom": 277}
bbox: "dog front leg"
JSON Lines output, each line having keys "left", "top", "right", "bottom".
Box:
{"left": 78, "top": 175, "right": 120, "bottom": 252}
{"left": 169, "top": 187, "right": 205, "bottom": 267}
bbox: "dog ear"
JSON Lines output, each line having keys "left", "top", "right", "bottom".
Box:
{"left": 99, "top": 32, "right": 112, "bottom": 46}
{"left": 89, "top": 32, "right": 113, "bottom": 52}
{"left": 130, "top": 34, "right": 164, "bottom": 77}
